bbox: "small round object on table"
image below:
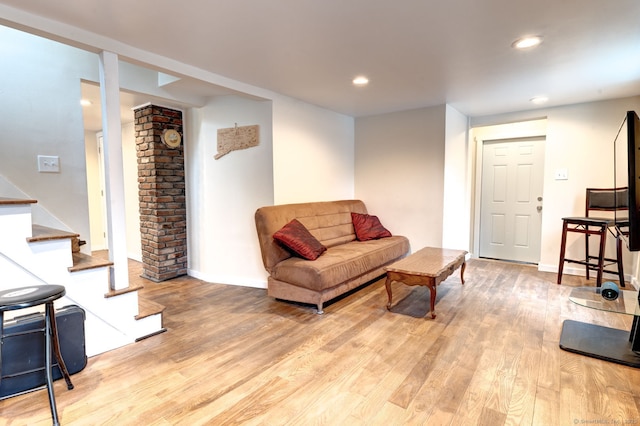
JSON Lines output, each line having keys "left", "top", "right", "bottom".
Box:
{"left": 601, "top": 281, "right": 620, "bottom": 301}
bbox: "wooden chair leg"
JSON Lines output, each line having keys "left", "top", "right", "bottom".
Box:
{"left": 585, "top": 226, "right": 591, "bottom": 281}
{"left": 596, "top": 224, "right": 607, "bottom": 287}
{"left": 558, "top": 220, "right": 569, "bottom": 284}
{"left": 616, "top": 235, "right": 625, "bottom": 287}
{"left": 46, "top": 303, "right": 74, "bottom": 390}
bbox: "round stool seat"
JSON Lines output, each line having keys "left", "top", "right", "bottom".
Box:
{"left": 0, "top": 285, "right": 66, "bottom": 312}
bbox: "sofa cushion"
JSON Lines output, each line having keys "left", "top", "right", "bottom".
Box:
{"left": 273, "top": 219, "right": 327, "bottom": 260}
{"left": 271, "top": 235, "right": 410, "bottom": 291}
{"left": 351, "top": 212, "right": 392, "bottom": 241}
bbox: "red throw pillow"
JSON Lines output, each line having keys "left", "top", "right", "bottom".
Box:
{"left": 273, "top": 219, "right": 327, "bottom": 260}
{"left": 351, "top": 212, "right": 392, "bottom": 241}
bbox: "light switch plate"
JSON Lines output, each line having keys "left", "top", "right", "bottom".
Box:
{"left": 554, "top": 168, "right": 568, "bottom": 180}
{"left": 37, "top": 155, "right": 60, "bottom": 173}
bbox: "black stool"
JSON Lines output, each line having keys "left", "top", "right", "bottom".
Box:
{"left": 0, "top": 285, "right": 74, "bottom": 426}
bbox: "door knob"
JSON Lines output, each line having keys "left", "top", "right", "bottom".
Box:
{"left": 537, "top": 205, "right": 543, "bottom": 212}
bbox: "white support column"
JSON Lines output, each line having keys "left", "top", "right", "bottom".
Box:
{"left": 99, "top": 51, "right": 130, "bottom": 291}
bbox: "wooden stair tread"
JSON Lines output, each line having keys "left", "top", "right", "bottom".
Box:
{"left": 30, "top": 224, "right": 79, "bottom": 242}
{"left": 71, "top": 252, "right": 113, "bottom": 272}
{"left": 0, "top": 197, "right": 37, "bottom": 205}
{"left": 136, "top": 297, "right": 166, "bottom": 320}
{"left": 105, "top": 283, "right": 144, "bottom": 298}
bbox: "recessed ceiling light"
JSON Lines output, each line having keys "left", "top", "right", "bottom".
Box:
{"left": 80, "top": 99, "right": 92, "bottom": 107}
{"left": 353, "top": 76, "right": 369, "bottom": 86}
{"left": 530, "top": 96, "right": 548, "bottom": 105}
{"left": 512, "top": 36, "right": 543, "bottom": 49}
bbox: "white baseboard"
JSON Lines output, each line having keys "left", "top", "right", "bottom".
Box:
{"left": 187, "top": 268, "right": 268, "bottom": 289}
{"left": 538, "top": 262, "right": 636, "bottom": 289}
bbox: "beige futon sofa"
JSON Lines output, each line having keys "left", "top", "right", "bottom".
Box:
{"left": 255, "top": 200, "right": 410, "bottom": 313}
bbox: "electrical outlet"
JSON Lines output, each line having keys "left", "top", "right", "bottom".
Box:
{"left": 37, "top": 155, "right": 60, "bottom": 173}
{"left": 554, "top": 168, "right": 568, "bottom": 180}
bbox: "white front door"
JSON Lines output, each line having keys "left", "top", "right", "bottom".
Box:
{"left": 479, "top": 138, "right": 545, "bottom": 263}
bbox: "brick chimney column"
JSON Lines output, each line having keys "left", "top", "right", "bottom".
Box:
{"left": 134, "top": 104, "right": 187, "bottom": 282}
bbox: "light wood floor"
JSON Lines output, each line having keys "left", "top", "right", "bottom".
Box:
{"left": 2, "top": 258, "right": 640, "bottom": 425}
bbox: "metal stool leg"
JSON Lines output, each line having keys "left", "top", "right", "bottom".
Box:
{"left": 44, "top": 303, "right": 60, "bottom": 426}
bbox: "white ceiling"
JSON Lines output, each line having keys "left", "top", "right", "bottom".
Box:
{"left": 3, "top": 0, "right": 640, "bottom": 119}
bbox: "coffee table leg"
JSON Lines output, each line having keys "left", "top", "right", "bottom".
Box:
{"left": 385, "top": 275, "right": 393, "bottom": 310}
{"left": 460, "top": 261, "right": 466, "bottom": 284}
{"left": 428, "top": 285, "right": 437, "bottom": 319}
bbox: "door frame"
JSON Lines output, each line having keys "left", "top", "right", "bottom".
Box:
{"left": 471, "top": 119, "right": 548, "bottom": 261}
{"left": 477, "top": 136, "right": 546, "bottom": 263}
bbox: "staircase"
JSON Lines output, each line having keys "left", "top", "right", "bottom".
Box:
{"left": 0, "top": 198, "right": 166, "bottom": 357}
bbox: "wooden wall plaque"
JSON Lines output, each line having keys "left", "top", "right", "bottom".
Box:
{"left": 215, "top": 124, "right": 259, "bottom": 160}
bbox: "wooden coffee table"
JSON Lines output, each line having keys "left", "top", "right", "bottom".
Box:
{"left": 384, "top": 247, "right": 467, "bottom": 319}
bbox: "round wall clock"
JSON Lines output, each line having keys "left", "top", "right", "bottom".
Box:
{"left": 161, "top": 129, "right": 182, "bottom": 148}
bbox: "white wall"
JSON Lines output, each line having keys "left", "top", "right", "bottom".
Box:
{"left": 471, "top": 96, "right": 640, "bottom": 283}
{"left": 1, "top": 23, "right": 359, "bottom": 289}
{"left": 541, "top": 98, "right": 640, "bottom": 280}
{"left": 121, "top": 122, "right": 142, "bottom": 261}
{"left": 355, "top": 105, "right": 446, "bottom": 251}
{"left": 0, "top": 25, "right": 97, "bottom": 245}
{"left": 272, "top": 98, "right": 355, "bottom": 204}
{"left": 5, "top": 16, "right": 640, "bottom": 291}
{"left": 442, "top": 105, "right": 470, "bottom": 251}
{"left": 354, "top": 97, "right": 640, "bottom": 287}
{"left": 186, "top": 95, "right": 274, "bottom": 287}
{"left": 186, "top": 94, "right": 355, "bottom": 287}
